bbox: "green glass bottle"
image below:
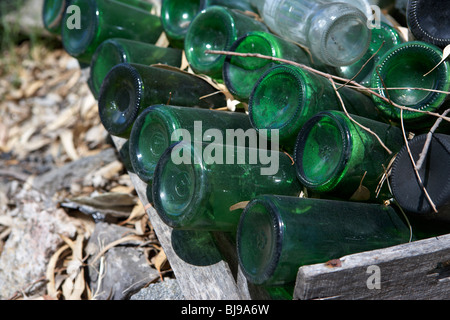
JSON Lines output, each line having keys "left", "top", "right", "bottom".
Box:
{"left": 294, "top": 110, "right": 404, "bottom": 201}
{"left": 61, "top": 0, "right": 163, "bottom": 65}
{"left": 98, "top": 63, "right": 227, "bottom": 139}
{"left": 237, "top": 194, "right": 412, "bottom": 286}
{"left": 161, "top": 0, "right": 256, "bottom": 48}
{"left": 336, "top": 22, "right": 404, "bottom": 87}
{"left": 223, "top": 31, "right": 313, "bottom": 101}
{"left": 370, "top": 41, "right": 450, "bottom": 132}
{"left": 184, "top": 5, "right": 269, "bottom": 80}
{"left": 42, "top": 0, "right": 69, "bottom": 34}
{"left": 89, "top": 38, "right": 183, "bottom": 98}
{"left": 129, "top": 104, "right": 254, "bottom": 183}
{"left": 152, "top": 141, "right": 302, "bottom": 232}
{"left": 249, "top": 64, "right": 382, "bottom": 153}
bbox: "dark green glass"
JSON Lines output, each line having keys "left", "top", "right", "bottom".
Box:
{"left": 42, "top": 0, "right": 69, "bottom": 34}
{"left": 294, "top": 110, "right": 403, "bottom": 201}
{"left": 249, "top": 64, "right": 382, "bottom": 152}
{"left": 89, "top": 38, "right": 182, "bottom": 98}
{"left": 161, "top": 0, "right": 256, "bottom": 48}
{"left": 184, "top": 6, "right": 269, "bottom": 80}
{"left": 237, "top": 194, "right": 411, "bottom": 286}
{"left": 223, "top": 31, "right": 312, "bottom": 101}
{"left": 336, "top": 22, "right": 404, "bottom": 87}
{"left": 371, "top": 41, "right": 450, "bottom": 132}
{"left": 129, "top": 104, "right": 254, "bottom": 183}
{"left": 152, "top": 141, "right": 302, "bottom": 232}
{"left": 61, "top": 0, "right": 162, "bottom": 64}
{"left": 98, "top": 63, "right": 227, "bottom": 138}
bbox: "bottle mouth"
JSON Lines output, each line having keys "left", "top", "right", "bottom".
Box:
{"left": 237, "top": 196, "right": 284, "bottom": 286}
{"left": 294, "top": 111, "right": 352, "bottom": 192}
{"left": 407, "top": 0, "right": 450, "bottom": 48}
{"left": 371, "top": 41, "right": 450, "bottom": 121}
{"left": 390, "top": 133, "right": 450, "bottom": 215}
{"left": 223, "top": 31, "right": 278, "bottom": 100}
{"left": 152, "top": 141, "right": 207, "bottom": 229}
{"left": 98, "top": 63, "right": 143, "bottom": 138}
{"left": 184, "top": 6, "right": 236, "bottom": 77}
{"left": 129, "top": 105, "right": 179, "bottom": 183}
{"left": 161, "top": 0, "right": 205, "bottom": 41}
{"left": 319, "top": 5, "right": 371, "bottom": 66}
{"left": 249, "top": 64, "right": 306, "bottom": 141}
{"left": 90, "top": 39, "right": 128, "bottom": 98}
{"left": 62, "top": 0, "right": 98, "bottom": 57}
{"left": 43, "top": 0, "right": 66, "bottom": 32}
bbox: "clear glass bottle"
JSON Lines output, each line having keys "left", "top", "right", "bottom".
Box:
{"left": 249, "top": 0, "right": 371, "bottom": 67}
{"left": 152, "top": 141, "right": 302, "bottom": 232}
{"left": 237, "top": 194, "right": 412, "bottom": 286}
{"left": 61, "top": 0, "right": 162, "bottom": 64}
{"left": 223, "top": 31, "right": 313, "bottom": 101}
{"left": 161, "top": 0, "right": 256, "bottom": 48}
{"left": 184, "top": 5, "right": 269, "bottom": 80}
{"left": 89, "top": 38, "right": 183, "bottom": 98}
{"left": 98, "top": 63, "right": 227, "bottom": 138}
{"left": 390, "top": 133, "right": 450, "bottom": 223}
{"left": 248, "top": 64, "right": 382, "bottom": 153}
{"left": 129, "top": 104, "right": 254, "bottom": 183}
{"left": 42, "top": 0, "right": 69, "bottom": 34}
{"left": 294, "top": 110, "right": 404, "bottom": 201}
{"left": 336, "top": 22, "right": 404, "bottom": 87}
{"left": 407, "top": 0, "right": 450, "bottom": 49}
{"left": 370, "top": 41, "right": 450, "bottom": 132}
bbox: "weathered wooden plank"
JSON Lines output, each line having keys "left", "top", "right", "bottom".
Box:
{"left": 112, "top": 137, "right": 267, "bottom": 300}
{"left": 294, "top": 233, "right": 450, "bottom": 300}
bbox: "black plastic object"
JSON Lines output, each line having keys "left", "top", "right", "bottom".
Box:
{"left": 407, "top": 0, "right": 450, "bottom": 48}
{"left": 390, "top": 133, "right": 450, "bottom": 221}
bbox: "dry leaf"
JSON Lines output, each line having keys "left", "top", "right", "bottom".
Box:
{"left": 60, "top": 129, "right": 79, "bottom": 161}
{"left": 151, "top": 249, "right": 169, "bottom": 273}
{"left": 350, "top": 172, "right": 370, "bottom": 201}
{"left": 229, "top": 201, "right": 250, "bottom": 211}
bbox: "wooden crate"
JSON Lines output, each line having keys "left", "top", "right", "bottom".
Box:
{"left": 113, "top": 137, "right": 450, "bottom": 300}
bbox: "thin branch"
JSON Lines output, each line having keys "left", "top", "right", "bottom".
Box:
{"left": 416, "top": 108, "right": 450, "bottom": 170}
{"left": 400, "top": 109, "right": 438, "bottom": 213}
{"left": 205, "top": 50, "right": 450, "bottom": 123}
{"left": 330, "top": 79, "right": 393, "bottom": 155}
{"left": 336, "top": 41, "right": 386, "bottom": 91}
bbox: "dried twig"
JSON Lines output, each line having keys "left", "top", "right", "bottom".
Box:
{"left": 400, "top": 109, "right": 438, "bottom": 213}
{"left": 205, "top": 50, "right": 450, "bottom": 123}
{"left": 416, "top": 108, "right": 450, "bottom": 170}
{"left": 336, "top": 41, "right": 386, "bottom": 91}
{"left": 330, "top": 79, "right": 393, "bottom": 155}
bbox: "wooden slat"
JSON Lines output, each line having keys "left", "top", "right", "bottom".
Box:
{"left": 294, "top": 233, "right": 450, "bottom": 300}
{"left": 112, "top": 136, "right": 269, "bottom": 300}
